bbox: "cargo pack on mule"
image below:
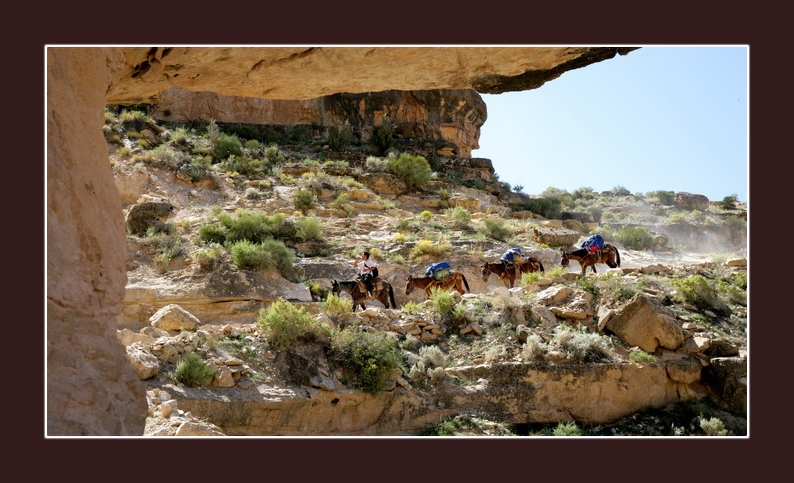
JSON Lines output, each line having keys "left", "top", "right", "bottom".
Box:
{"left": 580, "top": 234, "right": 605, "bottom": 253}
{"left": 425, "top": 261, "right": 453, "bottom": 281}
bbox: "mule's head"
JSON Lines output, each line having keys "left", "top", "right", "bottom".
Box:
{"left": 331, "top": 280, "right": 340, "bottom": 295}
{"left": 481, "top": 263, "right": 491, "bottom": 282}
{"left": 405, "top": 276, "right": 414, "bottom": 296}
{"left": 560, "top": 253, "right": 570, "bottom": 267}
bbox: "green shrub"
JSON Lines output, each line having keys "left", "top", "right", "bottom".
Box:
{"left": 444, "top": 206, "right": 472, "bottom": 229}
{"left": 293, "top": 190, "right": 317, "bottom": 214}
{"left": 192, "top": 244, "right": 224, "bottom": 271}
{"left": 322, "top": 292, "right": 353, "bottom": 320}
{"left": 429, "top": 288, "right": 457, "bottom": 315}
{"left": 369, "top": 120, "right": 395, "bottom": 154}
{"left": 552, "top": 421, "right": 582, "bottom": 436}
{"left": 331, "top": 325, "right": 403, "bottom": 394}
{"left": 119, "top": 109, "right": 153, "bottom": 131}
{"left": 719, "top": 194, "right": 739, "bottom": 210}
{"left": 259, "top": 298, "right": 330, "bottom": 351}
{"left": 629, "top": 350, "right": 657, "bottom": 364}
{"left": 614, "top": 225, "right": 656, "bottom": 250}
{"left": 328, "top": 121, "right": 355, "bottom": 150}
{"left": 519, "top": 271, "right": 543, "bottom": 286}
{"left": 170, "top": 352, "right": 215, "bottom": 387}
{"left": 229, "top": 239, "right": 269, "bottom": 270}
{"left": 221, "top": 210, "right": 272, "bottom": 244}
{"left": 197, "top": 223, "right": 227, "bottom": 245}
{"left": 387, "top": 153, "right": 435, "bottom": 191}
{"left": 295, "top": 215, "right": 325, "bottom": 242}
{"left": 671, "top": 275, "right": 722, "bottom": 312}
{"left": 479, "top": 218, "right": 513, "bottom": 242}
{"left": 211, "top": 133, "right": 243, "bottom": 163}
{"left": 229, "top": 238, "right": 295, "bottom": 275}
{"left": 649, "top": 190, "right": 676, "bottom": 205}
{"left": 522, "top": 196, "right": 563, "bottom": 219}
{"left": 219, "top": 154, "right": 264, "bottom": 177}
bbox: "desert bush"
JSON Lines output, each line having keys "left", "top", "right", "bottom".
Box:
{"left": 331, "top": 325, "right": 403, "bottom": 394}
{"left": 119, "top": 109, "right": 153, "bottom": 131}
{"left": 369, "top": 118, "right": 396, "bottom": 154}
{"left": 364, "top": 155, "right": 390, "bottom": 172}
{"left": 387, "top": 153, "right": 435, "bottom": 191}
{"left": 229, "top": 239, "right": 269, "bottom": 270}
{"left": 408, "top": 345, "right": 449, "bottom": 385}
{"left": 478, "top": 218, "right": 513, "bottom": 242}
{"left": 444, "top": 206, "right": 472, "bottom": 228}
{"left": 186, "top": 155, "right": 214, "bottom": 181}
{"left": 321, "top": 292, "right": 353, "bottom": 321}
{"left": 551, "top": 324, "right": 615, "bottom": 363}
{"left": 552, "top": 421, "right": 582, "bottom": 436}
{"left": 295, "top": 215, "right": 325, "bottom": 241}
{"left": 613, "top": 225, "right": 656, "bottom": 250}
{"left": 219, "top": 154, "right": 265, "bottom": 177}
{"left": 221, "top": 210, "right": 273, "bottom": 244}
{"left": 719, "top": 194, "right": 739, "bottom": 210}
{"left": 409, "top": 240, "right": 451, "bottom": 259}
{"left": 519, "top": 271, "right": 543, "bottom": 286}
{"left": 328, "top": 121, "right": 355, "bottom": 150}
{"left": 428, "top": 288, "right": 457, "bottom": 315}
{"left": 522, "top": 334, "right": 548, "bottom": 361}
{"left": 197, "top": 222, "right": 227, "bottom": 245}
{"left": 544, "top": 266, "right": 567, "bottom": 279}
{"left": 245, "top": 187, "right": 262, "bottom": 200}
{"left": 131, "top": 144, "right": 183, "bottom": 169}
{"left": 699, "top": 417, "right": 729, "bottom": 436}
{"left": 211, "top": 133, "right": 243, "bottom": 163}
{"left": 629, "top": 350, "right": 657, "bottom": 364}
{"left": 192, "top": 244, "right": 225, "bottom": 271}
{"left": 671, "top": 275, "right": 725, "bottom": 313}
{"left": 259, "top": 298, "right": 331, "bottom": 351}
{"left": 293, "top": 190, "right": 317, "bottom": 214}
{"left": 170, "top": 352, "right": 215, "bottom": 387}
{"left": 229, "top": 238, "right": 294, "bottom": 275}
{"left": 649, "top": 190, "right": 676, "bottom": 205}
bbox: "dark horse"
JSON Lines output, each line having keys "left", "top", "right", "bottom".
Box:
{"left": 561, "top": 244, "right": 621, "bottom": 276}
{"left": 331, "top": 278, "right": 398, "bottom": 312}
{"left": 481, "top": 258, "right": 545, "bottom": 289}
{"left": 405, "top": 272, "right": 470, "bottom": 298}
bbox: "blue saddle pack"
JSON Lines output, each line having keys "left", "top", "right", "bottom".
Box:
{"left": 581, "top": 234, "right": 605, "bottom": 251}
{"left": 426, "top": 261, "right": 453, "bottom": 279}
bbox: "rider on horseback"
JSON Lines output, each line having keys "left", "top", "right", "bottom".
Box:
{"left": 354, "top": 251, "right": 378, "bottom": 298}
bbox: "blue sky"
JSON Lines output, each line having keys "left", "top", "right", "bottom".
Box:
{"left": 473, "top": 46, "right": 748, "bottom": 204}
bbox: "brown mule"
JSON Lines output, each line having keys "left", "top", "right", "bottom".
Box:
{"left": 561, "top": 244, "right": 621, "bottom": 276}
{"left": 481, "top": 258, "right": 545, "bottom": 288}
{"left": 405, "top": 272, "right": 470, "bottom": 298}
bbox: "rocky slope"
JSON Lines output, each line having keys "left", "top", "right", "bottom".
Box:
{"left": 109, "top": 111, "right": 748, "bottom": 437}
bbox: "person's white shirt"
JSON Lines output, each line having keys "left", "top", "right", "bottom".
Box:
{"left": 358, "top": 258, "right": 376, "bottom": 275}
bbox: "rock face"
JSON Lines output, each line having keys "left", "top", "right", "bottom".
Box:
{"left": 47, "top": 46, "right": 638, "bottom": 436}
{"left": 154, "top": 88, "right": 486, "bottom": 158}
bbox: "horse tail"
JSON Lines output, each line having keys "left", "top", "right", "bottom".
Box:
{"left": 461, "top": 273, "right": 470, "bottom": 292}
{"left": 388, "top": 284, "right": 398, "bottom": 309}
{"left": 614, "top": 246, "right": 621, "bottom": 267}
{"left": 538, "top": 260, "right": 545, "bottom": 273}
